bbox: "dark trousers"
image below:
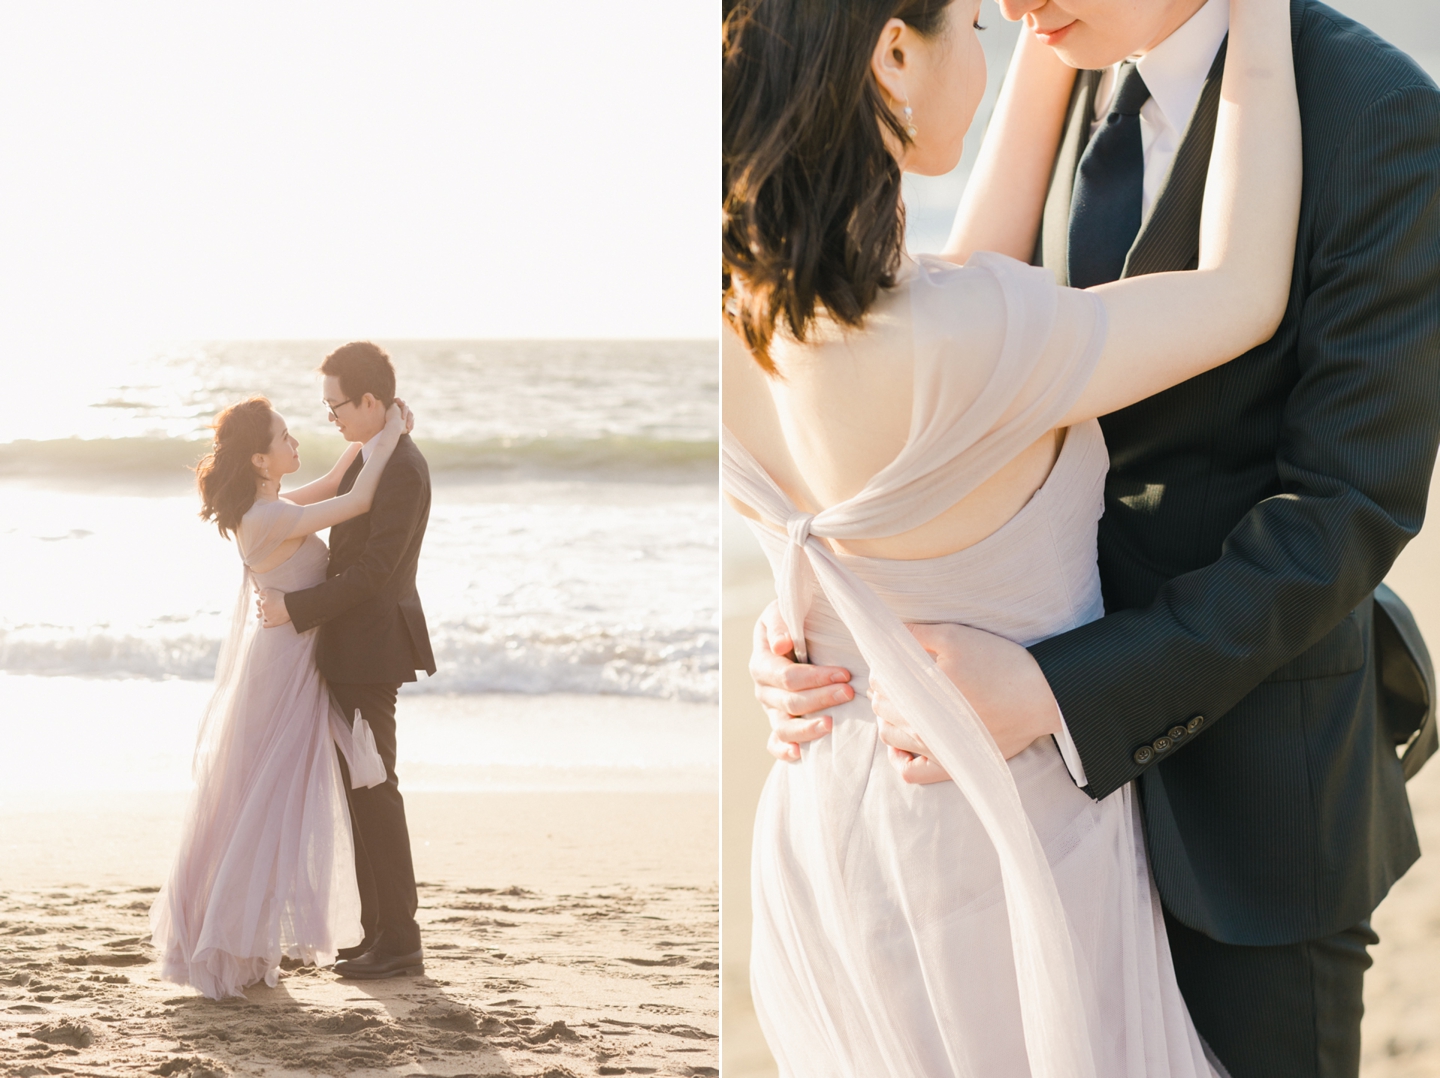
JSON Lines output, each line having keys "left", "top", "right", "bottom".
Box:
{"left": 1165, "top": 909, "right": 1377, "bottom": 1078}
{"left": 331, "top": 682, "right": 421, "bottom": 954}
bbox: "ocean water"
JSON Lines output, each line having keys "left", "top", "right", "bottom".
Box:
{"left": 1, "top": 340, "right": 718, "bottom": 790}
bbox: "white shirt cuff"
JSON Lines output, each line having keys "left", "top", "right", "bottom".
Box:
{"left": 1051, "top": 704, "right": 1089, "bottom": 788}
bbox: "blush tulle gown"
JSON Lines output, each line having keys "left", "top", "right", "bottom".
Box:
{"left": 149, "top": 498, "right": 384, "bottom": 999}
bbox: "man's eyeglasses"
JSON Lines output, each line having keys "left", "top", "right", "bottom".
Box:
{"left": 323, "top": 397, "right": 355, "bottom": 419}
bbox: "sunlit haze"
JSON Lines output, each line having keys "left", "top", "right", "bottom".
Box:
{"left": 0, "top": 2, "right": 714, "bottom": 348}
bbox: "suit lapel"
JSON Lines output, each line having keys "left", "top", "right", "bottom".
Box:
{"left": 1122, "top": 39, "right": 1229, "bottom": 278}
{"left": 1038, "top": 69, "right": 1101, "bottom": 284}
{"left": 338, "top": 450, "right": 365, "bottom": 496}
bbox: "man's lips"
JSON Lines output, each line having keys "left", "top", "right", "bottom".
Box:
{"left": 1031, "top": 19, "right": 1076, "bottom": 46}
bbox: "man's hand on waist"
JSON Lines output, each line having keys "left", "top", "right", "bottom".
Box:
{"left": 258, "top": 587, "right": 291, "bottom": 628}
{"left": 751, "top": 601, "right": 853, "bottom": 762}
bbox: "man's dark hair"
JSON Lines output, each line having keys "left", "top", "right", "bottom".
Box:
{"left": 321, "top": 341, "right": 397, "bottom": 408}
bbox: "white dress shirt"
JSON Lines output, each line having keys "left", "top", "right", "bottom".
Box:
{"left": 360, "top": 431, "right": 383, "bottom": 463}
{"left": 1052, "top": 0, "right": 1229, "bottom": 789}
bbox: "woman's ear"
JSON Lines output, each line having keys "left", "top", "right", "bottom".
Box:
{"left": 251, "top": 451, "right": 267, "bottom": 473}
{"left": 870, "top": 17, "right": 911, "bottom": 107}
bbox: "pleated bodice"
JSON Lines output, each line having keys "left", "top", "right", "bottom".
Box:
{"left": 752, "top": 419, "right": 1108, "bottom": 680}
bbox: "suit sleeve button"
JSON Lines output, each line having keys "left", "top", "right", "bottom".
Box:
{"left": 1168, "top": 725, "right": 1187, "bottom": 741}
{"left": 1152, "top": 735, "right": 1173, "bottom": 754}
{"left": 1133, "top": 745, "right": 1155, "bottom": 765}
{"left": 1186, "top": 714, "right": 1205, "bottom": 734}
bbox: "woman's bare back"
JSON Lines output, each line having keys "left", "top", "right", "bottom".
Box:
{"left": 724, "top": 258, "right": 1077, "bottom": 560}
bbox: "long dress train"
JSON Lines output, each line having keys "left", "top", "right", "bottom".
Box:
{"left": 150, "top": 498, "right": 383, "bottom": 999}
{"left": 724, "top": 252, "right": 1221, "bottom": 1078}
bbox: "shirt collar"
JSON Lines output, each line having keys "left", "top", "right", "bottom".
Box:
{"left": 360, "top": 431, "right": 384, "bottom": 462}
{"left": 1132, "top": 0, "right": 1230, "bottom": 135}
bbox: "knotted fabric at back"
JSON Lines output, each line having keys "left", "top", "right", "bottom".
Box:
{"left": 724, "top": 252, "right": 1108, "bottom": 1078}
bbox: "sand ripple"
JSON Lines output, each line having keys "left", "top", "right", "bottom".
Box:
{"left": 0, "top": 878, "right": 718, "bottom": 1077}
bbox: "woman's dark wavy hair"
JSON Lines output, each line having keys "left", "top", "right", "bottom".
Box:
{"left": 723, "top": 0, "right": 953, "bottom": 373}
{"left": 195, "top": 396, "right": 275, "bottom": 539}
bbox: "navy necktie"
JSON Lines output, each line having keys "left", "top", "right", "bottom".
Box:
{"left": 1067, "top": 62, "right": 1151, "bottom": 289}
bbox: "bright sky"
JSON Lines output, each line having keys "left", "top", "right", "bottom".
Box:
{"left": 0, "top": 2, "right": 715, "bottom": 344}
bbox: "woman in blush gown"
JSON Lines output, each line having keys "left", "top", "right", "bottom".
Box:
{"left": 722, "top": 0, "right": 1299, "bottom": 1074}
{"left": 149, "top": 395, "right": 405, "bottom": 1000}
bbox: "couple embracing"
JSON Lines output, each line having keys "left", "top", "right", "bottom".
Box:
{"left": 724, "top": 0, "right": 1440, "bottom": 1075}
{"left": 149, "top": 342, "right": 436, "bottom": 997}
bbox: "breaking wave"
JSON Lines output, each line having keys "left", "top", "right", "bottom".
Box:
{"left": 0, "top": 434, "right": 717, "bottom": 484}
{"left": 0, "top": 621, "right": 718, "bottom": 703}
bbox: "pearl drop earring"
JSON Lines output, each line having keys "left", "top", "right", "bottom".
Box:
{"left": 902, "top": 94, "right": 917, "bottom": 138}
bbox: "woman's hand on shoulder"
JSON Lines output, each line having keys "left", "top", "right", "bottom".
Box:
{"left": 384, "top": 402, "right": 406, "bottom": 440}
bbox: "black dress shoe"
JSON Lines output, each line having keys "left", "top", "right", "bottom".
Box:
{"left": 334, "top": 946, "right": 425, "bottom": 980}
{"left": 335, "top": 940, "right": 376, "bottom": 963}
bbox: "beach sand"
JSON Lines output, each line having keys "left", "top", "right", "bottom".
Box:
{"left": 0, "top": 788, "right": 717, "bottom": 1078}
{"left": 721, "top": 458, "right": 1440, "bottom": 1077}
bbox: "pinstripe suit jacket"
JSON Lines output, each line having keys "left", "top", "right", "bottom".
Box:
{"left": 1026, "top": 0, "right": 1440, "bottom": 945}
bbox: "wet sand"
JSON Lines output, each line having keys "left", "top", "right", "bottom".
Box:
{"left": 0, "top": 790, "right": 717, "bottom": 1078}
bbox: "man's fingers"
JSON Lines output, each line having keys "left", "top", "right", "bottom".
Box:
{"left": 758, "top": 601, "right": 793, "bottom": 656}
{"left": 748, "top": 624, "right": 791, "bottom": 684}
{"left": 749, "top": 642, "right": 851, "bottom": 696}
{"left": 767, "top": 709, "right": 833, "bottom": 745}
{"left": 750, "top": 602, "right": 852, "bottom": 692}
{"left": 869, "top": 682, "right": 898, "bottom": 724}
{"left": 767, "top": 730, "right": 802, "bottom": 763}
{"left": 753, "top": 605, "right": 791, "bottom": 664}
{"left": 886, "top": 745, "right": 952, "bottom": 785}
{"left": 886, "top": 744, "right": 916, "bottom": 770}
{"left": 876, "top": 716, "right": 928, "bottom": 757}
{"left": 781, "top": 662, "right": 850, "bottom": 693}
{"left": 756, "top": 682, "right": 851, "bottom": 721}
{"left": 906, "top": 622, "right": 955, "bottom": 659}
{"left": 899, "top": 755, "right": 952, "bottom": 785}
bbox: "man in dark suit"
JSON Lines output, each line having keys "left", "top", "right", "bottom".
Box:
{"left": 259, "top": 341, "right": 437, "bottom": 979}
{"left": 750, "top": 1, "right": 1440, "bottom": 1074}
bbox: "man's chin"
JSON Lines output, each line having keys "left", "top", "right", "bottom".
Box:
{"left": 1038, "top": 28, "right": 1133, "bottom": 71}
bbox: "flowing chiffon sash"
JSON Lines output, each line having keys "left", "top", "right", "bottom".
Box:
{"left": 726, "top": 432, "right": 1096, "bottom": 1078}
{"left": 200, "top": 565, "right": 386, "bottom": 790}
{"left": 334, "top": 706, "right": 387, "bottom": 789}
{"left": 723, "top": 252, "right": 1110, "bottom": 1078}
